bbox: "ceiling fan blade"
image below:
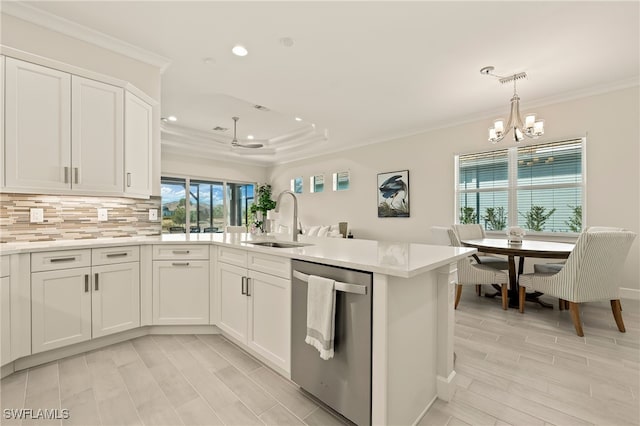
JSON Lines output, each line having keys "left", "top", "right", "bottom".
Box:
{"left": 232, "top": 141, "right": 264, "bottom": 149}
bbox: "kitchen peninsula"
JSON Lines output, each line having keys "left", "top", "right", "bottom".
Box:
{"left": 0, "top": 234, "right": 474, "bottom": 425}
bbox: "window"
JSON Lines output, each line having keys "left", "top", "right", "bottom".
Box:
{"left": 456, "top": 138, "right": 584, "bottom": 233}
{"left": 161, "top": 177, "right": 187, "bottom": 233}
{"left": 161, "top": 177, "right": 255, "bottom": 233}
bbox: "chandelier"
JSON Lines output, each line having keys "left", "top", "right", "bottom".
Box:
{"left": 481, "top": 66, "right": 544, "bottom": 144}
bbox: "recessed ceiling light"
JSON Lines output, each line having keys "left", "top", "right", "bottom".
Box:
{"left": 247, "top": 135, "right": 254, "bottom": 140}
{"left": 232, "top": 45, "right": 248, "bottom": 57}
{"left": 202, "top": 57, "right": 215, "bottom": 65}
{"left": 295, "top": 117, "right": 302, "bottom": 122}
{"left": 161, "top": 118, "right": 168, "bottom": 123}
{"left": 167, "top": 116, "right": 177, "bottom": 122}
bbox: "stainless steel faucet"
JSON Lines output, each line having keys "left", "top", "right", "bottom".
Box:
{"left": 275, "top": 190, "right": 299, "bottom": 241}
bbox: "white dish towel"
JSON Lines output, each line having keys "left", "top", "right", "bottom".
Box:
{"left": 305, "top": 275, "right": 336, "bottom": 360}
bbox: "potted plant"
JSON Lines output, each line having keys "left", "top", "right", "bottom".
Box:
{"left": 249, "top": 184, "right": 277, "bottom": 233}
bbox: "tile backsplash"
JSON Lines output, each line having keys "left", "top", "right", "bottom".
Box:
{"left": 0, "top": 193, "right": 161, "bottom": 243}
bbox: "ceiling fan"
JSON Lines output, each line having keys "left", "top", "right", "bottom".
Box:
{"left": 231, "top": 116, "right": 264, "bottom": 149}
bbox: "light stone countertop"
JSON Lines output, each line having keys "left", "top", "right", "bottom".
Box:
{"left": 0, "top": 233, "right": 475, "bottom": 278}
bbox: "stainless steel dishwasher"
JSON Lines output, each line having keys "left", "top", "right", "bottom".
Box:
{"left": 291, "top": 260, "right": 373, "bottom": 426}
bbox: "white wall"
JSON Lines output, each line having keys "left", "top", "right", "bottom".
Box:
{"left": 269, "top": 87, "right": 640, "bottom": 293}
{"left": 1, "top": 13, "right": 163, "bottom": 196}
{"left": 161, "top": 152, "right": 268, "bottom": 184}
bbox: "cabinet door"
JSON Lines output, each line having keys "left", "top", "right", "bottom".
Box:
{"left": 247, "top": 270, "right": 291, "bottom": 372}
{"left": 92, "top": 262, "right": 140, "bottom": 338}
{"left": 1, "top": 276, "right": 10, "bottom": 365}
{"left": 152, "top": 260, "right": 209, "bottom": 324}
{"left": 71, "top": 76, "right": 124, "bottom": 194}
{"left": 5, "top": 57, "right": 71, "bottom": 191}
{"left": 32, "top": 267, "right": 92, "bottom": 353}
{"left": 217, "top": 262, "right": 248, "bottom": 343}
{"left": 124, "top": 92, "right": 152, "bottom": 197}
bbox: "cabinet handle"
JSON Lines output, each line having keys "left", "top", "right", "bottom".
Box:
{"left": 106, "top": 252, "right": 128, "bottom": 258}
{"left": 246, "top": 277, "right": 251, "bottom": 297}
{"left": 74, "top": 167, "right": 79, "bottom": 184}
{"left": 84, "top": 274, "right": 89, "bottom": 293}
{"left": 241, "top": 276, "right": 247, "bottom": 295}
{"left": 172, "top": 250, "right": 190, "bottom": 255}
{"left": 172, "top": 262, "right": 190, "bottom": 266}
{"left": 50, "top": 257, "right": 76, "bottom": 263}
{"left": 127, "top": 173, "right": 132, "bottom": 187}
{"left": 64, "top": 167, "right": 69, "bottom": 184}
{"left": 95, "top": 273, "right": 99, "bottom": 291}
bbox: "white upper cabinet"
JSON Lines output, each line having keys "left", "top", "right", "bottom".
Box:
{"left": 71, "top": 76, "right": 124, "bottom": 194}
{"left": 3, "top": 56, "right": 153, "bottom": 198}
{"left": 5, "top": 57, "right": 72, "bottom": 192}
{"left": 124, "top": 92, "right": 152, "bottom": 198}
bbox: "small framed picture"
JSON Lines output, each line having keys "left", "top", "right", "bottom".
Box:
{"left": 377, "top": 170, "right": 409, "bottom": 217}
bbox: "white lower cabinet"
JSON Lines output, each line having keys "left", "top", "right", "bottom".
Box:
{"left": 217, "top": 247, "right": 291, "bottom": 372}
{"left": 246, "top": 269, "right": 291, "bottom": 371}
{"left": 32, "top": 267, "right": 92, "bottom": 353}
{"left": 92, "top": 262, "right": 140, "bottom": 338}
{"left": 151, "top": 245, "right": 210, "bottom": 325}
{"left": 31, "top": 247, "right": 140, "bottom": 354}
{"left": 152, "top": 260, "right": 209, "bottom": 324}
{"left": 218, "top": 262, "right": 249, "bottom": 342}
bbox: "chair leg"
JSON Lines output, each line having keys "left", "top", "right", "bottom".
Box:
{"left": 569, "top": 302, "right": 584, "bottom": 337}
{"left": 610, "top": 300, "right": 626, "bottom": 333}
{"left": 455, "top": 285, "right": 462, "bottom": 309}
{"left": 475, "top": 284, "right": 481, "bottom": 296}
{"left": 565, "top": 300, "right": 570, "bottom": 310}
{"left": 518, "top": 286, "right": 526, "bottom": 313}
{"left": 501, "top": 284, "right": 508, "bottom": 310}
{"left": 559, "top": 299, "right": 565, "bottom": 311}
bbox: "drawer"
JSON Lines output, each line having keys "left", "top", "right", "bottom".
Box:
{"left": 1, "top": 256, "right": 9, "bottom": 278}
{"left": 153, "top": 245, "right": 209, "bottom": 260}
{"left": 92, "top": 246, "right": 140, "bottom": 266}
{"left": 248, "top": 251, "right": 291, "bottom": 279}
{"left": 31, "top": 249, "right": 92, "bottom": 272}
{"left": 218, "top": 246, "right": 248, "bottom": 268}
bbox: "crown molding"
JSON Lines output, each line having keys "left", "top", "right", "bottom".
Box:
{"left": 1, "top": 1, "right": 172, "bottom": 73}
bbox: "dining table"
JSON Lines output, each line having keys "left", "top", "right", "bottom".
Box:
{"left": 460, "top": 238, "right": 575, "bottom": 308}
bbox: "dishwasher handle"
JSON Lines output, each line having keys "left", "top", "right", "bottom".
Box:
{"left": 292, "top": 270, "right": 367, "bottom": 295}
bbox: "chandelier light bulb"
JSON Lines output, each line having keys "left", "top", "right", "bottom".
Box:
{"left": 493, "top": 119, "right": 504, "bottom": 134}
{"left": 534, "top": 120, "right": 545, "bottom": 136}
{"left": 525, "top": 114, "right": 536, "bottom": 129}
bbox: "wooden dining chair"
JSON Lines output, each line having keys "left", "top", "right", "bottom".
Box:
{"left": 518, "top": 229, "right": 636, "bottom": 336}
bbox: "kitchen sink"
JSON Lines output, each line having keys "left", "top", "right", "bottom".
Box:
{"left": 247, "top": 241, "right": 311, "bottom": 249}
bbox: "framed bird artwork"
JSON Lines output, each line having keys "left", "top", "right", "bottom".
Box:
{"left": 377, "top": 170, "right": 410, "bottom": 217}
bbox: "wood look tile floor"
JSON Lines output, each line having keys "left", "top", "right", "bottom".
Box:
{"left": 1, "top": 290, "right": 639, "bottom": 426}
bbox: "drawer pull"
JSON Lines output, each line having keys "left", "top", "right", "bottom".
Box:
{"left": 172, "top": 262, "right": 190, "bottom": 266}
{"left": 246, "top": 277, "right": 252, "bottom": 297}
{"left": 241, "top": 276, "right": 247, "bottom": 295}
{"left": 127, "top": 172, "right": 132, "bottom": 187}
{"left": 172, "top": 250, "right": 191, "bottom": 255}
{"left": 50, "top": 257, "right": 77, "bottom": 263}
{"left": 95, "top": 273, "right": 99, "bottom": 291}
{"left": 64, "top": 166, "right": 69, "bottom": 184}
{"left": 106, "top": 252, "right": 128, "bottom": 258}
{"left": 84, "top": 274, "right": 89, "bottom": 293}
{"left": 74, "top": 167, "right": 79, "bottom": 184}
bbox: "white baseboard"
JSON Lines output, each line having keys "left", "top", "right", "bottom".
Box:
{"left": 436, "top": 370, "right": 457, "bottom": 402}
{"left": 413, "top": 394, "right": 439, "bottom": 426}
{"left": 619, "top": 287, "right": 640, "bottom": 301}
